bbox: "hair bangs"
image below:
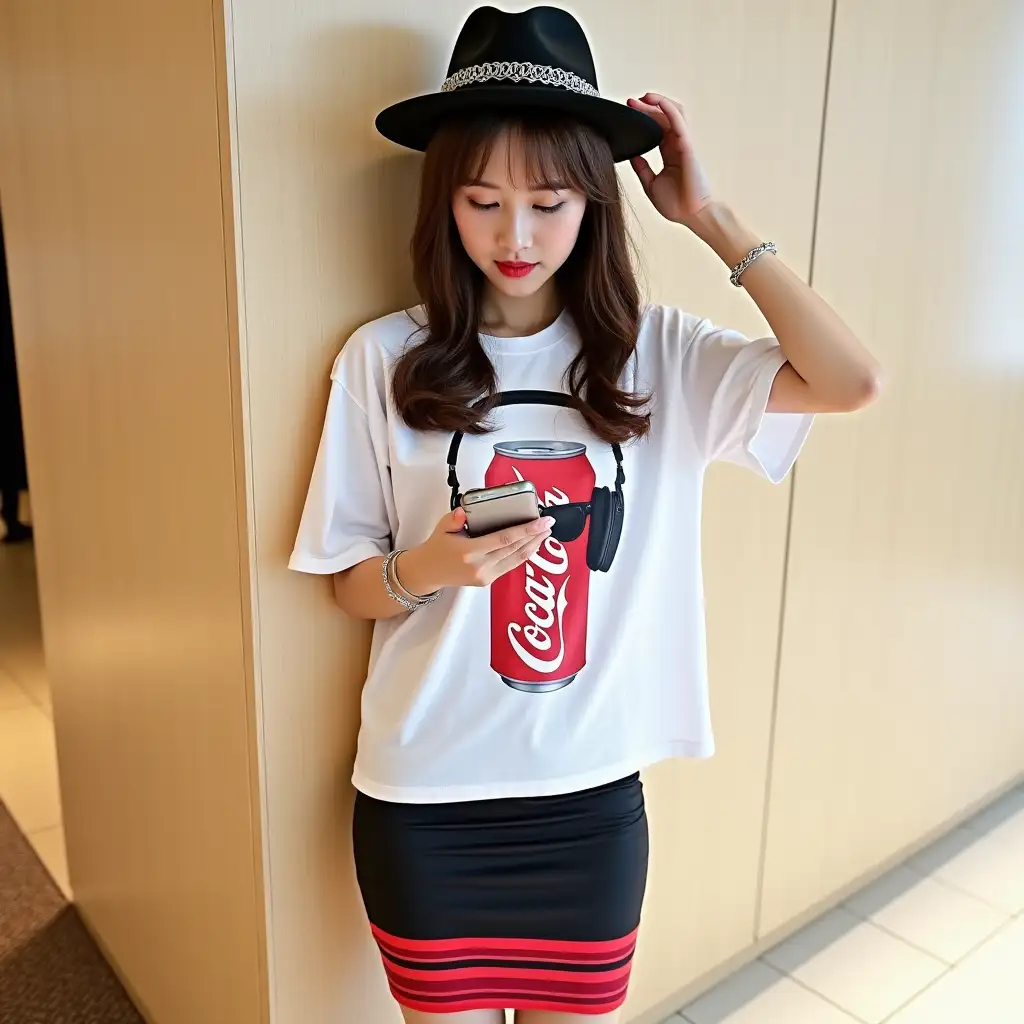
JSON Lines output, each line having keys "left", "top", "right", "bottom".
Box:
{"left": 447, "top": 112, "right": 614, "bottom": 201}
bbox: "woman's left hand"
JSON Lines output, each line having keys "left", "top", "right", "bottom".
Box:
{"left": 627, "top": 93, "right": 715, "bottom": 230}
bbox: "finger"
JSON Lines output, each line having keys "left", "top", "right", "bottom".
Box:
{"left": 627, "top": 96, "right": 671, "bottom": 132}
{"left": 640, "top": 91, "right": 682, "bottom": 110}
{"left": 473, "top": 516, "right": 555, "bottom": 554}
{"left": 641, "top": 92, "right": 687, "bottom": 120}
{"left": 479, "top": 532, "right": 545, "bottom": 582}
{"left": 627, "top": 96, "right": 671, "bottom": 129}
{"left": 640, "top": 92, "right": 690, "bottom": 140}
{"left": 490, "top": 527, "right": 551, "bottom": 565}
{"left": 443, "top": 506, "right": 468, "bottom": 533}
{"left": 630, "top": 156, "right": 656, "bottom": 194}
{"left": 490, "top": 534, "right": 547, "bottom": 578}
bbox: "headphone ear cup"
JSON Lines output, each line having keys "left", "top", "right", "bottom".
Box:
{"left": 585, "top": 487, "right": 609, "bottom": 572}
{"left": 585, "top": 487, "right": 617, "bottom": 573}
{"left": 600, "top": 488, "right": 625, "bottom": 572}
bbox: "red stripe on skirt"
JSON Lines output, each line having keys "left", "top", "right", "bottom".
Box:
{"left": 371, "top": 923, "right": 638, "bottom": 963}
{"left": 389, "top": 978, "right": 629, "bottom": 1000}
{"left": 387, "top": 978, "right": 630, "bottom": 1015}
{"left": 369, "top": 925, "right": 638, "bottom": 1014}
{"left": 384, "top": 961, "right": 633, "bottom": 992}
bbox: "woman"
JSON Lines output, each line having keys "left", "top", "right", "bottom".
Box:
{"left": 290, "top": 7, "right": 881, "bottom": 1023}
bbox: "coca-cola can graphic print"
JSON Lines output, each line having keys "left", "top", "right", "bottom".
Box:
{"left": 486, "top": 441, "right": 595, "bottom": 693}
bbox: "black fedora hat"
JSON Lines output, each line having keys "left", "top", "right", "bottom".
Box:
{"left": 375, "top": 5, "right": 663, "bottom": 163}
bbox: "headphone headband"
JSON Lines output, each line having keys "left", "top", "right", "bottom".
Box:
{"left": 447, "top": 390, "right": 625, "bottom": 510}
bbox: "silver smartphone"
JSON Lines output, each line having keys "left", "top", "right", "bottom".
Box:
{"left": 461, "top": 480, "right": 540, "bottom": 537}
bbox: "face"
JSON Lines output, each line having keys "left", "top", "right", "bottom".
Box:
{"left": 451, "top": 131, "right": 587, "bottom": 299}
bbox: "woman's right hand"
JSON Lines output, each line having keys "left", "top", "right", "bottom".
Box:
{"left": 397, "top": 507, "right": 555, "bottom": 595}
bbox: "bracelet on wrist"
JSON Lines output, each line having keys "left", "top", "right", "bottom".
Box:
{"left": 394, "top": 550, "right": 441, "bottom": 603}
{"left": 730, "top": 240, "right": 777, "bottom": 287}
{"left": 382, "top": 550, "right": 419, "bottom": 611}
{"left": 382, "top": 549, "right": 441, "bottom": 612}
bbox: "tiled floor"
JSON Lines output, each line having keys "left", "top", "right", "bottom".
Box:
{"left": 667, "top": 784, "right": 1024, "bottom": 1024}
{"left": 0, "top": 537, "right": 69, "bottom": 897}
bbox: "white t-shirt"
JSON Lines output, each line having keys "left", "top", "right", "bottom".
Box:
{"left": 289, "top": 304, "right": 813, "bottom": 803}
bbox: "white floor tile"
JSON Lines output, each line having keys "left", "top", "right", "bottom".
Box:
{"left": 0, "top": 666, "right": 34, "bottom": 712}
{"left": 681, "top": 958, "right": 859, "bottom": 1024}
{"left": 762, "top": 906, "right": 946, "bottom": 1023}
{"left": 907, "top": 826, "right": 1024, "bottom": 913}
{"left": 844, "top": 864, "right": 1008, "bottom": 964}
{"left": 980, "top": 809, "right": 1024, "bottom": 852}
{"left": 28, "top": 824, "right": 71, "bottom": 899}
{"left": 0, "top": 704, "right": 63, "bottom": 833}
{"left": 887, "top": 918, "right": 1024, "bottom": 1024}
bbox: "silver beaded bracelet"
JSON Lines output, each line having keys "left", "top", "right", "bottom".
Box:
{"left": 382, "top": 549, "right": 441, "bottom": 611}
{"left": 730, "top": 240, "right": 778, "bottom": 287}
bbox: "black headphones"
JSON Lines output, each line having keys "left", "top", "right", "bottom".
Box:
{"left": 446, "top": 390, "right": 626, "bottom": 573}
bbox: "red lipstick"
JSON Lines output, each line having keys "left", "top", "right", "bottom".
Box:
{"left": 495, "top": 261, "right": 538, "bottom": 279}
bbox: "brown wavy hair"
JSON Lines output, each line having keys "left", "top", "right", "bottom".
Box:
{"left": 390, "top": 110, "right": 651, "bottom": 445}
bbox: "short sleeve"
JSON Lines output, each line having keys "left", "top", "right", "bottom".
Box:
{"left": 681, "top": 318, "right": 813, "bottom": 483}
{"left": 288, "top": 380, "right": 393, "bottom": 575}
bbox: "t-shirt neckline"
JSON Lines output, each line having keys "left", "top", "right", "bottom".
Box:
{"left": 478, "top": 309, "right": 573, "bottom": 355}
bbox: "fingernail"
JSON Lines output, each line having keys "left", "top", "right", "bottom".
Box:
{"left": 540, "top": 516, "right": 556, "bottom": 527}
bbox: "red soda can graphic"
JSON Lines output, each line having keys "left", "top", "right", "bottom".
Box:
{"left": 486, "top": 441, "right": 595, "bottom": 693}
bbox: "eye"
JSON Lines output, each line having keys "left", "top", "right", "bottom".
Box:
{"left": 534, "top": 202, "right": 566, "bottom": 214}
{"left": 468, "top": 199, "right": 498, "bottom": 210}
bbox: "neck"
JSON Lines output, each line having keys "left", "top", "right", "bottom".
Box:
{"left": 479, "top": 281, "right": 563, "bottom": 337}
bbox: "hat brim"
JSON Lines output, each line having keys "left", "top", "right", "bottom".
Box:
{"left": 375, "top": 86, "right": 663, "bottom": 164}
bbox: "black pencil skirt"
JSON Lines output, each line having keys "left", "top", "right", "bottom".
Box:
{"left": 353, "top": 772, "right": 649, "bottom": 1016}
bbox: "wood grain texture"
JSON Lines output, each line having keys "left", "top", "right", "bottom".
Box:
{"left": 620, "top": 0, "right": 834, "bottom": 1015}
{"left": 759, "top": 0, "right": 1024, "bottom": 936}
{"left": 0, "top": 2, "right": 267, "bottom": 1022}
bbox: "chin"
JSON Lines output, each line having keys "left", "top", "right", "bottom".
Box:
{"left": 486, "top": 270, "right": 552, "bottom": 297}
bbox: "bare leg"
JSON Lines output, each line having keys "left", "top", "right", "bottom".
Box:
{"left": 401, "top": 1009, "right": 505, "bottom": 1024}
{"left": 515, "top": 1012, "right": 622, "bottom": 1024}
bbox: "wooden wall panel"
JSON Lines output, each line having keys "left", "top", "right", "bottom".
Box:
{"left": 0, "top": 2, "right": 267, "bottom": 1022}
{"left": 760, "top": 0, "right": 1024, "bottom": 935}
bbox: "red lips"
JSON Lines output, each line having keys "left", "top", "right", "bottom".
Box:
{"left": 496, "top": 261, "right": 538, "bottom": 279}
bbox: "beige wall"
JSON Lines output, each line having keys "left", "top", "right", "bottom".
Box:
{"left": 1, "top": 1, "right": 1022, "bottom": 1023}
{"left": 0, "top": 3, "right": 267, "bottom": 1023}
{"left": 758, "top": 0, "right": 1024, "bottom": 938}
{"left": 620, "top": 1, "right": 835, "bottom": 1014}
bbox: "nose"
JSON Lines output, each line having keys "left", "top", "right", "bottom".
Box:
{"left": 497, "top": 202, "right": 532, "bottom": 255}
